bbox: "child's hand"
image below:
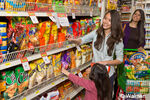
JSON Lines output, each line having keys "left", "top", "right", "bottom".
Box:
{"left": 61, "top": 68, "right": 70, "bottom": 76}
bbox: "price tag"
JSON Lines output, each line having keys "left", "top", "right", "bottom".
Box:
{"left": 12, "top": 11, "right": 18, "bottom": 14}
{"left": 0, "top": 36, "right": 2, "bottom": 44}
{"left": 47, "top": 13, "right": 56, "bottom": 22}
{"left": 57, "top": 13, "right": 69, "bottom": 27}
{"left": 41, "top": 52, "right": 50, "bottom": 64}
{"left": 77, "top": 69, "right": 83, "bottom": 78}
{"left": 30, "top": 16, "right": 39, "bottom": 24}
{"left": 62, "top": 77, "right": 65, "bottom": 80}
{"left": 52, "top": 13, "right": 60, "bottom": 28}
{"left": 6, "top": 11, "right": 11, "bottom": 14}
{"left": 20, "top": 57, "right": 30, "bottom": 71}
{"left": 22, "top": 97, "right": 26, "bottom": 100}
{"left": 35, "top": 90, "right": 40, "bottom": 94}
{"left": 90, "top": 8, "right": 93, "bottom": 17}
{"left": 5, "top": 63, "right": 11, "bottom": 66}
{"left": 51, "top": 82, "right": 55, "bottom": 85}
{"left": 72, "top": 12, "right": 75, "bottom": 19}
{"left": 28, "top": 12, "right": 39, "bottom": 24}
{"left": 76, "top": 46, "right": 81, "bottom": 51}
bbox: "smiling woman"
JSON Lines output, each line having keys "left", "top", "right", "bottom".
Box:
{"left": 123, "top": 9, "right": 146, "bottom": 51}
{"left": 66, "top": 10, "right": 124, "bottom": 96}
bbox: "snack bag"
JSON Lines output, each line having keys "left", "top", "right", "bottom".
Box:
{"left": 53, "top": 53, "right": 62, "bottom": 77}
{"left": 51, "top": 23, "right": 58, "bottom": 43}
{"left": 15, "top": 66, "right": 29, "bottom": 94}
{"left": 35, "top": 59, "right": 47, "bottom": 84}
{"left": 47, "top": 90, "right": 59, "bottom": 100}
{"left": 47, "top": 56, "right": 54, "bottom": 79}
{"left": 70, "top": 50, "right": 76, "bottom": 70}
{"left": 28, "top": 62, "right": 37, "bottom": 89}
{"left": 0, "top": 70, "right": 17, "bottom": 99}
{"left": 63, "top": 81, "right": 73, "bottom": 94}
{"left": 81, "top": 47, "right": 86, "bottom": 64}
{"left": 43, "top": 21, "right": 51, "bottom": 45}
{"left": 75, "top": 49, "right": 82, "bottom": 68}
{"left": 61, "top": 51, "right": 71, "bottom": 70}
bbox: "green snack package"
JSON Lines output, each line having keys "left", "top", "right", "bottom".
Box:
{"left": 15, "top": 66, "right": 29, "bottom": 94}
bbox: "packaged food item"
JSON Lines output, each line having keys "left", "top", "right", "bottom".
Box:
{"left": 47, "top": 56, "right": 53, "bottom": 79}
{"left": 15, "top": 66, "right": 29, "bottom": 93}
{"left": 35, "top": 59, "right": 47, "bottom": 84}
{"left": 63, "top": 81, "right": 73, "bottom": 95}
{"left": 53, "top": 53, "right": 62, "bottom": 77}
{"left": 28, "top": 62, "right": 37, "bottom": 89}
{"left": 75, "top": 49, "right": 82, "bottom": 68}
{"left": 47, "top": 90, "right": 59, "bottom": 100}
{"left": 51, "top": 23, "right": 58, "bottom": 43}
{"left": 0, "top": 70, "right": 17, "bottom": 99}
{"left": 81, "top": 46, "right": 87, "bottom": 64}
{"left": 61, "top": 51, "right": 71, "bottom": 70}
{"left": 70, "top": 50, "right": 76, "bottom": 70}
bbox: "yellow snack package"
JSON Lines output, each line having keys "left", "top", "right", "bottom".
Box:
{"left": 47, "top": 56, "right": 54, "bottom": 79}
{"left": 75, "top": 49, "right": 82, "bottom": 68}
{"left": 53, "top": 53, "right": 62, "bottom": 77}
{"left": 51, "top": 23, "right": 58, "bottom": 43}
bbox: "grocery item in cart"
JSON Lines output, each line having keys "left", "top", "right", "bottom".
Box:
{"left": 53, "top": 53, "right": 62, "bottom": 77}
{"left": 15, "top": 66, "right": 29, "bottom": 93}
{"left": 0, "top": 70, "right": 17, "bottom": 99}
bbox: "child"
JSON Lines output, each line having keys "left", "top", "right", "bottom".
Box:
{"left": 61, "top": 63, "right": 112, "bottom": 100}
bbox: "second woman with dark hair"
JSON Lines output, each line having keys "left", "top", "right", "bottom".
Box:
{"left": 123, "top": 9, "right": 146, "bottom": 51}
{"left": 67, "top": 10, "right": 124, "bottom": 87}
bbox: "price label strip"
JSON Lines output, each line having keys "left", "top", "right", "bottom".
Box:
{"left": 77, "top": 69, "right": 83, "bottom": 78}
{"left": 41, "top": 52, "right": 50, "bottom": 64}
{"left": 57, "top": 13, "right": 69, "bottom": 27}
{"left": 28, "top": 12, "right": 39, "bottom": 24}
{"left": 47, "top": 13, "right": 56, "bottom": 22}
{"left": 20, "top": 57, "right": 30, "bottom": 71}
{"left": 71, "top": 9, "right": 76, "bottom": 19}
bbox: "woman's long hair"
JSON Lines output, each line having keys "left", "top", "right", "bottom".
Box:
{"left": 130, "top": 9, "right": 145, "bottom": 46}
{"left": 94, "top": 10, "right": 124, "bottom": 56}
{"left": 89, "top": 63, "right": 112, "bottom": 100}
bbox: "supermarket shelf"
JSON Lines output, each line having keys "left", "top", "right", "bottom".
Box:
{"left": 64, "top": 87, "right": 84, "bottom": 100}
{"left": 0, "top": 43, "right": 76, "bottom": 70}
{"left": 10, "top": 61, "right": 91, "bottom": 100}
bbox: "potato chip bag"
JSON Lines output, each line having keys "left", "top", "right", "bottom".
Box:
{"left": 0, "top": 70, "right": 17, "bottom": 99}
{"left": 15, "top": 66, "right": 29, "bottom": 94}
{"left": 61, "top": 51, "right": 71, "bottom": 70}
{"left": 53, "top": 53, "right": 62, "bottom": 77}
{"left": 70, "top": 50, "right": 76, "bottom": 70}
{"left": 28, "top": 62, "right": 37, "bottom": 89}
{"left": 47, "top": 56, "right": 54, "bottom": 79}
{"left": 51, "top": 23, "right": 58, "bottom": 43}
{"left": 81, "top": 45, "right": 87, "bottom": 64}
{"left": 35, "top": 59, "right": 47, "bottom": 84}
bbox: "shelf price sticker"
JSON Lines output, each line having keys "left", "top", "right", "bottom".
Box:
{"left": 35, "top": 90, "right": 40, "bottom": 94}
{"left": 47, "top": 13, "right": 56, "bottom": 22}
{"left": 41, "top": 52, "right": 50, "bottom": 64}
{"left": 22, "top": 97, "right": 26, "bottom": 100}
{"left": 77, "top": 69, "right": 83, "bottom": 78}
{"left": 71, "top": 9, "right": 76, "bottom": 19}
{"left": 28, "top": 12, "right": 39, "bottom": 24}
{"left": 51, "top": 82, "right": 55, "bottom": 86}
{"left": 57, "top": 13, "right": 69, "bottom": 27}
{"left": 20, "top": 57, "right": 30, "bottom": 71}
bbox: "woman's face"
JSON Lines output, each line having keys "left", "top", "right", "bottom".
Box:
{"left": 132, "top": 11, "right": 141, "bottom": 22}
{"left": 102, "top": 13, "right": 111, "bottom": 30}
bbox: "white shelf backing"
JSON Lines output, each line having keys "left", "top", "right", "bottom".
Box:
{"left": 64, "top": 87, "right": 84, "bottom": 100}
{"left": 10, "top": 61, "right": 91, "bottom": 100}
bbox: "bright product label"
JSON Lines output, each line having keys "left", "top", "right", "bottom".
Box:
{"left": 21, "top": 57, "right": 30, "bottom": 71}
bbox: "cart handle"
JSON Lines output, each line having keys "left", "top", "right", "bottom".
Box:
{"left": 124, "top": 49, "right": 138, "bottom": 51}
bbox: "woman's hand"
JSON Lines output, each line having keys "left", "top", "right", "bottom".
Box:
{"left": 61, "top": 68, "right": 70, "bottom": 76}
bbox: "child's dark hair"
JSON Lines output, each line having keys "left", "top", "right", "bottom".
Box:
{"left": 89, "top": 63, "right": 112, "bottom": 100}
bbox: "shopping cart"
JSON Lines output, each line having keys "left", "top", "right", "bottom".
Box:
{"left": 116, "top": 49, "right": 150, "bottom": 100}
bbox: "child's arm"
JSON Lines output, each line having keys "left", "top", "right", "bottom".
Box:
{"left": 62, "top": 68, "right": 95, "bottom": 91}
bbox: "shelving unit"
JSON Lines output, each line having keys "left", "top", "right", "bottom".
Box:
{"left": 64, "top": 87, "right": 84, "bottom": 100}
{"left": 10, "top": 61, "right": 91, "bottom": 100}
